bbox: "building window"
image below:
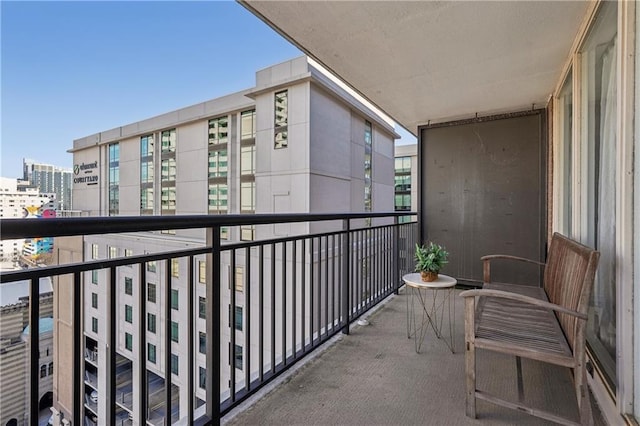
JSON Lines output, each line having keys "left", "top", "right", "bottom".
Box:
{"left": 124, "top": 248, "right": 133, "bottom": 257}
{"left": 240, "top": 182, "right": 255, "bottom": 213}
{"left": 364, "top": 120, "right": 373, "bottom": 214}
{"left": 148, "top": 313, "right": 156, "bottom": 333}
{"left": 141, "top": 134, "right": 154, "bottom": 158}
{"left": 235, "top": 306, "right": 243, "bottom": 331}
{"left": 109, "top": 246, "right": 117, "bottom": 259}
{"left": 241, "top": 110, "right": 256, "bottom": 141}
{"left": 147, "top": 260, "right": 156, "bottom": 273}
{"left": 124, "top": 277, "right": 133, "bottom": 295}
{"left": 108, "top": 143, "right": 120, "bottom": 216}
{"left": 208, "top": 117, "right": 228, "bottom": 145}
{"left": 161, "top": 186, "right": 176, "bottom": 213}
{"left": 240, "top": 145, "right": 256, "bottom": 175}
{"left": 91, "top": 270, "right": 98, "bottom": 285}
{"left": 161, "top": 129, "right": 176, "bottom": 153}
{"left": 208, "top": 150, "right": 228, "bottom": 178}
{"left": 394, "top": 174, "right": 411, "bottom": 195}
{"left": 394, "top": 156, "right": 411, "bottom": 174}
{"left": 147, "top": 282, "right": 156, "bottom": 303}
{"left": 140, "top": 134, "right": 155, "bottom": 214}
{"left": 274, "top": 90, "right": 288, "bottom": 148}
{"left": 161, "top": 158, "right": 176, "bottom": 182}
{"left": 240, "top": 180, "right": 256, "bottom": 241}
{"left": 140, "top": 187, "right": 154, "bottom": 214}
{"left": 160, "top": 131, "right": 176, "bottom": 214}
{"left": 199, "top": 297, "right": 206, "bottom": 319}
{"left": 91, "top": 317, "right": 98, "bottom": 333}
{"left": 394, "top": 156, "right": 411, "bottom": 215}
{"left": 234, "top": 344, "right": 243, "bottom": 370}
{"left": 208, "top": 183, "right": 228, "bottom": 214}
{"left": 171, "top": 258, "right": 179, "bottom": 278}
{"left": 125, "top": 332, "right": 132, "bottom": 351}
{"left": 148, "top": 343, "right": 156, "bottom": 364}
{"left": 171, "top": 289, "right": 179, "bottom": 310}
{"left": 48, "top": 362, "right": 53, "bottom": 376}
{"left": 171, "top": 321, "right": 179, "bottom": 343}
{"left": 40, "top": 365, "right": 47, "bottom": 378}
{"left": 91, "top": 292, "right": 98, "bottom": 309}
{"left": 199, "top": 332, "right": 206, "bottom": 354}
{"left": 199, "top": 367, "right": 206, "bottom": 389}
{"left": 198, "top": 261, "right": 206, "bottom": 284}
{"left": 394, "top": 194, "right": 411, "bottom": 212}
{"left": 125, "top": 305, "right": 133, "bottom": 323}
{"left": 91, "top": 244, "right": 99, "bottom": 259}
{"left": 171, "top": 353, "right": 179, "bottom": 375}
{"left": 233, "top": 267, "right": 244, "bottom": 292}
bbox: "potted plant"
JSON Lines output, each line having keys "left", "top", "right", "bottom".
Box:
{"left": 414, "top": 242, "right": 449, "bottom": 282}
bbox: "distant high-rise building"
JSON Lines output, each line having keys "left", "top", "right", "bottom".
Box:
{"left": 23, "top": 159, "right": 73, "bottom": 211}
{"left": 0, "top": 177, "right": 56, "bottom": 263}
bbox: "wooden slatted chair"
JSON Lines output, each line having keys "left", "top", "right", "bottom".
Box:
{"left": 460, "top": 232, "right": 599, "bottom": 425}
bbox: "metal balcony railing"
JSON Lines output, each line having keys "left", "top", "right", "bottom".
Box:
{"left": 0, "top": 212, "right": 418, "bottom": 425}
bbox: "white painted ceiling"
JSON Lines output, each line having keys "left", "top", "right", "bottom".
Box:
{"left": 241, "top": 1, "right": 590, "bottom": 134}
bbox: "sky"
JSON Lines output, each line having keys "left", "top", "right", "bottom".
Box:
{"left": 1, "top": 1, "right": 416, "bottom": 179}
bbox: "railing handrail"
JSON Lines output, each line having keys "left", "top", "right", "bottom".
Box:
{"left": 0, "top": 220, "right": 411, "bottom": 282}
{"left": 0, "top": 212, "right": 416, "bottom": 239}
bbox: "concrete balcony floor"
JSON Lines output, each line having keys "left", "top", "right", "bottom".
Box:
{"left": 225, "top": 287, "right": 606, "bottom": 426}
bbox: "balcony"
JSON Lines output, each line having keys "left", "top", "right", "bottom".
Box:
{"left": 224, "top": 290, "right": 607, "bottom": 426}
{"left": 0, "top": 212, "right": 604, "bottom": 425}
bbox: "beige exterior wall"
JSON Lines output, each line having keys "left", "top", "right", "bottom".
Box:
{"left": 51, "top": 236, "right": 84, "bottom": 424}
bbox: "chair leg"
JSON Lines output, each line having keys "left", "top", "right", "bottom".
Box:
{"left": 464, "top": 298, "right": 476, "bottom": 418}
{"left": 575, "top": 366, "right": 593, "bottom": 426}
{"left": 516, "top": 356, "right": 524, "bottom": 403}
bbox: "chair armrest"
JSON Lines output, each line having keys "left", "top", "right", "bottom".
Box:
{"left": 459, "top": 289, "right": 587, "bottom": 320}
{"left": 480, "top": 255, "right": 545, "bottom": 283}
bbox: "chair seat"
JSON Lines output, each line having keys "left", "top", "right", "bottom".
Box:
{"left": 474, "top": 283, "right": 574, "bottom": 366}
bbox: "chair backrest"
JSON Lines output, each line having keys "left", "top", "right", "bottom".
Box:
{"left": 543, "top": 232, "right": 600, "bottom": 351}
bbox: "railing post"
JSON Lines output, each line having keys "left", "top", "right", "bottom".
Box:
{"left": 206, "top": 226, "right": 221, "bottom": 424}
{"left": 107, "top": 267, "right": 117, "bottom": 425}
{"left": 341, "top": 219, "right": 350, "bottom": 335}
{"left": 393, "top": 216, "right": 400, "bottom": 295}
{"left": 73, "top": 272, "right": 82, "bottom": 426}
{"left": 187, "top": 255, "right": 195, "bottom": 424}
{"left": 29, "top": 278, "right": 40, "bottom": 425}
{"left": 138, "top": 265, "right": 147, "bottom": 426}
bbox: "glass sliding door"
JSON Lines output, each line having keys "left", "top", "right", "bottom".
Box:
{"left": 557, "top": 72, "right": 573, "bottom": 235}
{"left": 580, "top": 1, "right": 618, "bottom": 387}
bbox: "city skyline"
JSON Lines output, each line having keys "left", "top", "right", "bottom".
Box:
{"left": 1, "top": 1, "right": 416, "bottom": 180}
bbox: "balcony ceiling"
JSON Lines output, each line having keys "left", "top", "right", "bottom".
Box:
{"left": 241, "top": 1, "right": 589, "bottom": 133}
